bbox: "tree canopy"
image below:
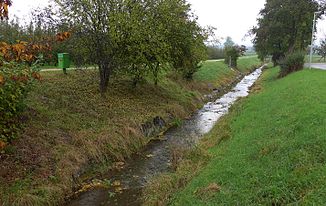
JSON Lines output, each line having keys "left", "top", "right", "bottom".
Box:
{"left": 224, "top": 36, "right": 235, "bottom": 48}
{"left": 55, "top": 0, "right": 208, "bottom": 92}
{"left": 252, "top": 0, "right": 325, "bottom": 64}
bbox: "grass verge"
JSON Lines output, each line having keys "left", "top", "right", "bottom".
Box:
{"left": 144, "top": 67, "right": 326, "bottom": 205}
{"left": 305, "top": 55, "right": 326, "bottom": 63}
{"left": 0, "top": 57, "right": 261, "bottom": 205}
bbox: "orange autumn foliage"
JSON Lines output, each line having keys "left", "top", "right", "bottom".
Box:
{"left": 0, "top": 0, "right": 11, "bottom": 20}
{"left": 0, "top": 140, "right": 6, "bottom": 150}
{"left": 0, "top": 32, "right": 70, "bottom": 148}
{"left": 0, "top": 74, "right": 4, "bottom": 85}
{"left": 56, "top": 32, "right": 71, "bottom": 42}
{"left": 0, "top": 41, "right": 51, "bottom": 64}
{"left": 0, "top": 32, "right": 71, "bottom": 64}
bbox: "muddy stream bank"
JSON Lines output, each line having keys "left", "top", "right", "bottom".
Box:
{"left": 67, "top": 67, "right": 264, "bottom": 206}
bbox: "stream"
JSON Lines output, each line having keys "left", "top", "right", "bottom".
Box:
{"left": 67, "top": 66, "right": 263, "bottom": 206}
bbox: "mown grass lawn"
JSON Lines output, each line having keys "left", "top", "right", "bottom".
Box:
{"left": 172, "top": 68, "right": 326, "bottom": 205}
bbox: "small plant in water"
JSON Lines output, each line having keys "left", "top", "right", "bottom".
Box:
{"left": 171, "top": 118, "right": 182, "bottom": 127}
{"left": 108, "top": 191, "right": 116, "bottom": 198}
{"left": 102, "top": 179, "right": 111, "bottom": 188}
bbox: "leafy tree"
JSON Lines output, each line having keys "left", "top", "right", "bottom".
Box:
{"left": 224, "top": 36, "right": 235, "bottom": 48}
{"left": 116, "top": 0, "right": 171, "bottom": 86}
{"left": 30, "top": 6, "right": 76, "bottom": 66}
{"left": 315, "top": 37, "right": 326, "bottom": 61}
{"left": 251, "top": 0, "right": 324, "bottom": 65}
{"left": 0, "top": 18, "right": 29, "bottom": 43}
{"left": 55, "top": 0, "right": 208, "bottom": 90}
{"left": 163, "top": 0, "right": 208, "bottom": 79}
{"left": 55, "top": 0, "right": 124, "bottom": 93}
{"left": 224, "top": 45, "right": 247, "bottom": 68}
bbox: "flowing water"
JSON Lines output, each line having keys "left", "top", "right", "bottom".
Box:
{"left": 67, "top": 67, "right": 263, "bottom": 206}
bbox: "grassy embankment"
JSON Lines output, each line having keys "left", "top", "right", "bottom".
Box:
{"left": 146, "top": 67, "right": 326, "bottom": 205}
{"left": 0, "top": 58, "right": 259, "bottom": 205}
{"left": 0, "top": 58, "right": 261, "bottom": 205}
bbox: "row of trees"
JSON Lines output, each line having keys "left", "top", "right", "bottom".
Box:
{"left": 206, "top": 36, "right": 247, "bottom": 68}
{"left": 0, "top": 0, "right": 209, "bottom": 144}
{"left": 1, "top": 0, "right": 209, "bottom": 93}
{"left": 206, "top": 46, "right": 225, "bottom": 60}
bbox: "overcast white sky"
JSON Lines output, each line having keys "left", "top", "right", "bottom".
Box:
{"left": 187, "top": 0, "right": 266, "bottom": 46}
{"left": 9, "top": 0, "right": 326, "bottom": 46}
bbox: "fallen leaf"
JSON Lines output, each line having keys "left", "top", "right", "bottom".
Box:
{"left": 113, "top": 162, "right": 125, "bottom": 169}
{"left": 0, "top": 75, "right": 5, "bottom": 85}
{"left": 206, "top": 183, "right": 221, "bottom": 192}
{"left": 0, "top": 141, "right": 6, "bottom": 150}
{"left": 115, "top": 162, "right": 125, "bottom": 166}
{"left": 115, "top": 186, "right": 123, "bottom": 193}
{"left": 195, "top": 183, "right": 221, "bottom": 200}
{"left": 112, "top": 180, "right": 121, "bottom": 187}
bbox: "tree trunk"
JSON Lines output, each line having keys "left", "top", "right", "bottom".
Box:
{"left": 153, "top": 62, "right": 160, "bottom": 86}
{"left": 99, "top": 63, "right": 111, "bottom": 94}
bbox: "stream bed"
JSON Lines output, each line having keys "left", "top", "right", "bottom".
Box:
{"left": 67, "top": 67, "right": 263, "bottom": 206}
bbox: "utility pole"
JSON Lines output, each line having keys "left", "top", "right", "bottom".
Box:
{"left": 309, "top": 11, "right": 320, "bottom": 69}
{"left": 229, "top": 56, "right": 232, "bottom": 68}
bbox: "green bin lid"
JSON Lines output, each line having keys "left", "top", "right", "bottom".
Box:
{"left": 58, "top": 53, "right": 69, "bottom": 57}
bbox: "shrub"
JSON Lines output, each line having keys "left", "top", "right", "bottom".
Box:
{"left": 0, "top": 60, "right": 40, "bottom": 148}
{"left": 224, "top": 45, "right": 246, "bottom": 68}
{"left": 279, "top": 51, "right": 305, "bottom": 78}
{"left": 224, "top": 47, "right": 240, "bottom": 68}
{"left": 180, "top": 59, "right": 203, "bottom": 80}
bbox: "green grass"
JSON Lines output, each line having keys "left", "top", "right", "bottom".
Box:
{"left": 305, "top": 55, "right": 326, "bottom": 63}
{"left": 237, "top": 57, "right": 261, "bottom": 72}
{"left": 171, "top": 68, "right": 326, "bottom": 205}
{"left": 39, "top": 63, "right": 94, "bottom": 70}
{"left": 194, "top": 57, "right": 261, "bottom": 85}
{"left": 40, "top": 65, "right": 59, "bottom": 69}
{"left": 0, "top": 70, "right": 201, "bottom": 205}
{"left": 0, "top": 57, "right": 261, "bottom": 205}
{"left": 193, "top": 61, "right": 233, "bottom": 83}
{"left": 244, "top": 52, "right": 257, "bottom": 56}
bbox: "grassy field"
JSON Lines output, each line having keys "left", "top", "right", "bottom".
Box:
{"left": 194, "top": 58, "right": 260, "bottom": 85}
{"left": 169, "top": 67, "right": 326, "bottom": 205}
{"left": 0, "top": 58, "right": 261, "bottom": 205}
{"left": 305, "top": 55, "right": 326, "bottom": 63}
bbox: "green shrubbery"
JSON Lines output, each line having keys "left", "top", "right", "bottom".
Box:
{"left": 0, "top": 60, "right": 39, "bottom": 147}
{"left": 224, "top": 45, "right": 247, "bottom": 68}
{"left": 224, "top": 46, "right": 240, "bottom": 68}
{"left": 279, "top": 51, "right": 305, "bottom": 77}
